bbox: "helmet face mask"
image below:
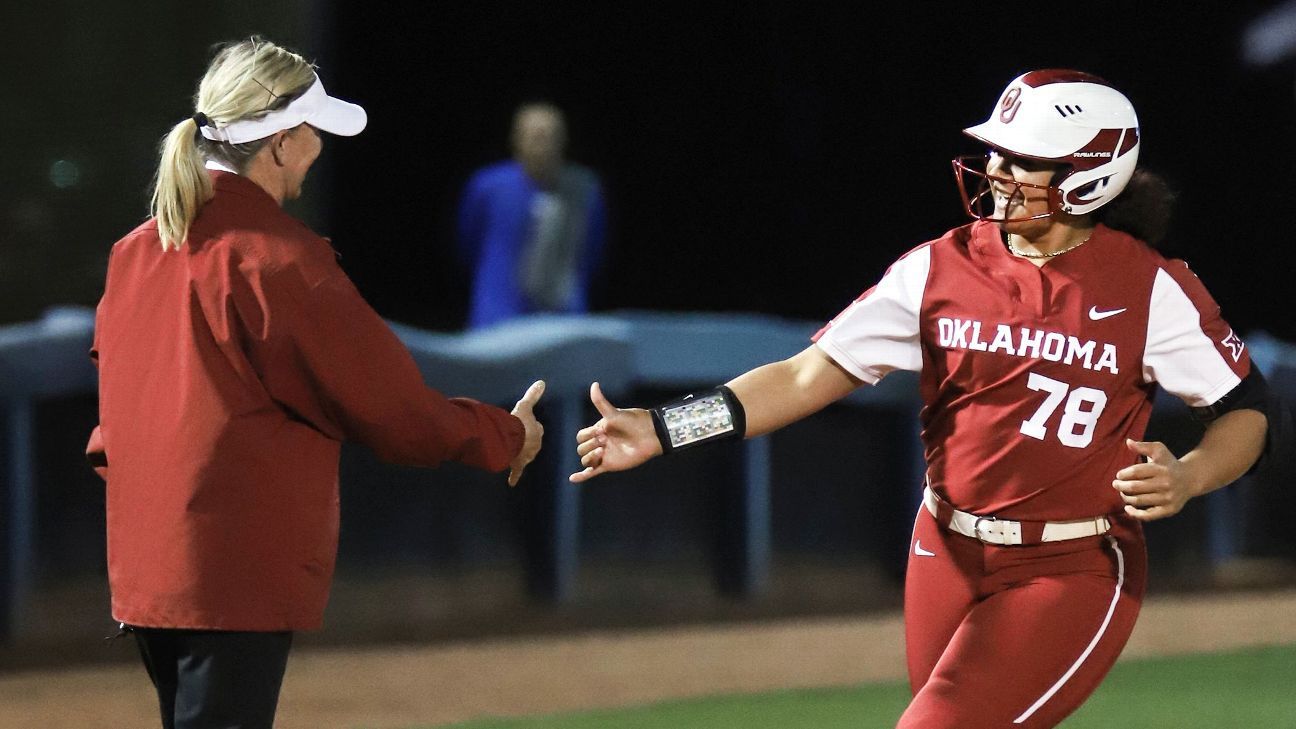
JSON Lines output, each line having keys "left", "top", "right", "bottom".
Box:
{"left": 955, "top": 70, "right": 1140, "bottom": 221}
{"left": 952, "top": 155, "right": 1064, "bottom": 223}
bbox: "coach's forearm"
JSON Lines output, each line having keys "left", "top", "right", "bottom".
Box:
{"left": 726, "top": 345, "right": 861, "bottom": 439}
{"left": 1180, "top": 409, "right": 1267, "bottom": 498}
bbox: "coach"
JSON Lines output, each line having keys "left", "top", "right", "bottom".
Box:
{"left": 86, "top": 38, "right": 545, "bottom": 729}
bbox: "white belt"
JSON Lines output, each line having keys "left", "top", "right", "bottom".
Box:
{"left": 923, "top": 486, "right": 1111, "bottom": 546}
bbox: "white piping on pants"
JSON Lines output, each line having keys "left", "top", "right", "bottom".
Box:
{"left": 1013, "top": 535, "right": 1125, "bottom": 725}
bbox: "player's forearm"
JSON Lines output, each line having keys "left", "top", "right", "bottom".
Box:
{"left": 726, "top": 346, "right": 860, "bottom": 439}
{"left": 1179, "top": 408, "right": 1267, "bottom": 498}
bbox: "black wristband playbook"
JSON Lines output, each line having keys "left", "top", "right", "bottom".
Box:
{"left": 649, "top": 385, "right": 747, "bottom": 454}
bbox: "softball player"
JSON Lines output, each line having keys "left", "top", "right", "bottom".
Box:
{"left": 571, "top": 70, "right": 1279, "bottom": 727}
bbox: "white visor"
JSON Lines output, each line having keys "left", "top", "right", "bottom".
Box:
{"left": 199, "top": 75, "right": 366, "bottom": 145}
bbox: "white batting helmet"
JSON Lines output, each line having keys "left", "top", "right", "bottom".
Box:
{"left": 961, "top": 69, "right": 1140, "bottom": 216}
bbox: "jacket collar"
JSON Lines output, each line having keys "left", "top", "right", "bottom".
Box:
{"left": 208, "top": 169, "right": 281, "bottom": 210}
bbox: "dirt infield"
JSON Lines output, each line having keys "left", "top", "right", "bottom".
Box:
{"left": 1, "top": 588, "right": 1294, "bottom": 729}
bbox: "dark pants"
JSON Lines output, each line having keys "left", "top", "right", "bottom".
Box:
{"left": 132, "top": 628, "right": 293, "bottom": 729}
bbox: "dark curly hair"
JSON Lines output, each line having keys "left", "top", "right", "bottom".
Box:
{"left": 1093, "top": 169, "right": 1176, "bottom": 247}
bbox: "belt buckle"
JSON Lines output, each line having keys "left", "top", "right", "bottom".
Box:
{"left": 973, "top": 515, "right": 1000, "bottom": 544}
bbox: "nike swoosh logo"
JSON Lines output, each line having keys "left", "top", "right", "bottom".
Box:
{"left": 914, "top": 540, "right": 936, "bottom": 557}
{"left": 1088, "top": 306, "right": 1127, "bottom": 320}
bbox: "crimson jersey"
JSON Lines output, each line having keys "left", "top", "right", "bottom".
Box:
{"left": 815, "top": 220, "right": 1250, "bottom": 521}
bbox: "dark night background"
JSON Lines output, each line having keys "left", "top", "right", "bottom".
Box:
{"left": 323, "top": 2, "right": 1295, "bottom": 338}
{"left": 2, "top": 1, "right": 1293, "bottom": 340}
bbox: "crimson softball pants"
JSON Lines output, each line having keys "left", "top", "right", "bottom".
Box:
{"left": 132, "top": 628, "right": 293, "bottom": 729}
{"left": 897, "top": 506, "right": 1146, "bottom": 729}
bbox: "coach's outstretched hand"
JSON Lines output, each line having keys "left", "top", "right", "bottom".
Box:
{"left": 508, "top": 380, "right": 546, "bottom": 486}
{"left": 570, "top": 382, "right": 662, "bottom": 483}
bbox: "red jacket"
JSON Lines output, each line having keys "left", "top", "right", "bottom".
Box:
{"left": 87, "top": 171, "right": 523, "bottom": 631}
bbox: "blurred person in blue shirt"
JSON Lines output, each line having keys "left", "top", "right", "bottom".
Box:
{"left": 458, "top": 103, "right": 607, "bottom": 329}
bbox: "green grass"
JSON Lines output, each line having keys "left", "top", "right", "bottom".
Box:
{"left": 423, "top": 644, "right": 1296, "bottom": 729}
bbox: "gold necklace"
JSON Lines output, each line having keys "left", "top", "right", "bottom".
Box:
{"left": 1007, "top": 232, "right": 1093, "bottom": 259}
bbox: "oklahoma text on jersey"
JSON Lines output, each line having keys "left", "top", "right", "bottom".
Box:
{"left": 935, "top": 317, "right": 1119, "bottom": 374}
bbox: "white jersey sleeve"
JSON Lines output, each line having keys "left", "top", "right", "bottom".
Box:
{"left": 1142, "top": 264, "right": 1248, "bottom": 407}
{"left": 814, "top": 245, "right": 931, "bottom": 384}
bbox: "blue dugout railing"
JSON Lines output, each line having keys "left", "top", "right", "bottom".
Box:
{"left": 2, "top": 307, "right": 1293, "bottom": 641}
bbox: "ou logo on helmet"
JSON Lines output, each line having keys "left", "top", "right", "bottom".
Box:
{"left": 999, "top": 87, "right": 1023, "bottom": 123}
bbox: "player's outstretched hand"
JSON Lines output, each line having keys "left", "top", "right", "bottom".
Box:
{"left": 1112, "top": 438, "right": 1191, "bottom": 521}
{"left": 569, "top": 382, "right": 662, "bottom": 483}
{"left": 508, "top": 380, "right": 546, "bottom": 486}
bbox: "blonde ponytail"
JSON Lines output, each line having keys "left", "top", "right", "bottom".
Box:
{"left": 151, "top": 118, "right": 213, "bottom": 251}
{"left": 148, "top": 37, "right": 317, "bottom": 251}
